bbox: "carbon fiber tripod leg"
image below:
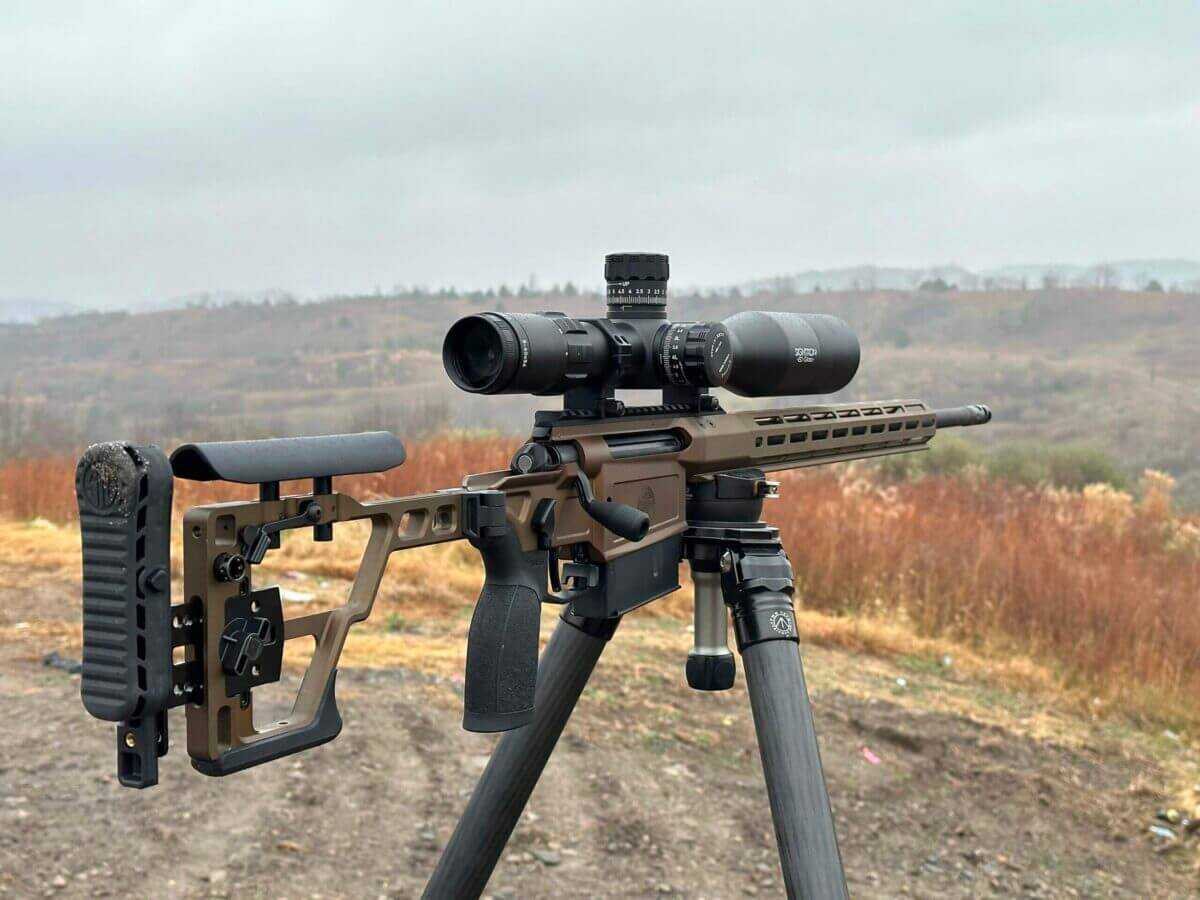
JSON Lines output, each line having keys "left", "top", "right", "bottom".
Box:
{"left": 742, "top": 631, "right": 849, "bottom": 899}
{"left": 726, "top": 559, "right": 848, "bottom": 900}
{"left": 422, "top": 612, "right": 619, "bottom": 900}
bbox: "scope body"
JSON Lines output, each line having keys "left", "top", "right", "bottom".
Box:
{"left": 442, "top": 253, "right": 860, "bottom": 400}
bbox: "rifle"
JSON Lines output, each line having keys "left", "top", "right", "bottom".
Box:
{"left": 75, "top": 253, "right": 990, "bottom": 898}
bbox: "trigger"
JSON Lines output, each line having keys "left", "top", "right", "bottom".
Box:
{"left": 532, "top": 498, "right": 565, "bottom": 595}
{"left": 532, "top": 496, "right": 559, "bottom": 595}
{"left": 531, "top": 498, "right": 556, "bottom": 550}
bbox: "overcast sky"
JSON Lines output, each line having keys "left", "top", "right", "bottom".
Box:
{"left": 4, "top": 2, "right": 1198, "bottom": 307}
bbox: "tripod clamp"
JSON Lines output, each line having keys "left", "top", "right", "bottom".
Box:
{"left": 720, "top": 538, "right": 799, "bottom": 648}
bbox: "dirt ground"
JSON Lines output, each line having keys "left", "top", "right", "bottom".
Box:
{"left": 2, "top": 558, "right": 1198, "bottom": 898}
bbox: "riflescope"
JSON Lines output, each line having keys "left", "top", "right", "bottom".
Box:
{"left": 442, "top": 253, "right": 860, "bottom": 400}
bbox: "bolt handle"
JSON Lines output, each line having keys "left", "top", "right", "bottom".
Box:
{"left": 573, "top": 474, "right": 650, "bottom": 543}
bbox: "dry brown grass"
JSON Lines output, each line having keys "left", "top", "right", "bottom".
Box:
{"left": 769, "top": 466, "right": 1200, "bottom": 725}
{"left": 3, "top": 437, "right": 1198, "bottom": 728}
{"left": 0, "top": 435, "right": 514, "bottom": 522}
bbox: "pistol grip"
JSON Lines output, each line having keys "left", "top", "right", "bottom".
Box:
{"left": 463, "top": 492, "right": 545, "bottom": 733}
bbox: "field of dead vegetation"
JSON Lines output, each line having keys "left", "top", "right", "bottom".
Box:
{"left": 3, "top": 435, "right": 1198, "bottom": 729}
{"left": 2, "top": 436, "right": 1200, "bottom": 895}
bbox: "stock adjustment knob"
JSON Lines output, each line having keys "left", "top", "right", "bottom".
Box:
{"left": 219, "top": 616, "right": 275, "bottom": 677}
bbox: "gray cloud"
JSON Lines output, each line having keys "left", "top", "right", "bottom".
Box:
{"left": 3, "top": 1, "right": 1198, "bottom": 306}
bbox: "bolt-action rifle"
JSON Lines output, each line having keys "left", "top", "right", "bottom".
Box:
{"left": 76, "top": 253, "right": 989, "bottom": 898}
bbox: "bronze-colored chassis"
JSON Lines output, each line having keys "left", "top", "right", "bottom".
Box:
{"left": 182, "top": 399, "right": 935, "bottom": 766}
{"left": 183, "top": 489, "right": 467, "bottom": 762}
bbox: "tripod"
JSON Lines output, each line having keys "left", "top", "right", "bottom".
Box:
{"left": 423, "top": 472, "right": 848, "bottom": 899}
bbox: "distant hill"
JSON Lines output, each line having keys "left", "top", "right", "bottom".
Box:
{"left": 0, "top": 297, "right": 76, "bottom": 323}
{"left": 741, "top": 259, "right": 1200, "bottom": 294}
{"left": 1, "top": 283, "right": 1198, "bottom": 505}
{"left": 7, "top": 259, "right": 1199, "bottom": 325}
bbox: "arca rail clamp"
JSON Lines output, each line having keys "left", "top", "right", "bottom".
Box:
{"left": 76, "top": 433, "right": 407, "bottom": 787}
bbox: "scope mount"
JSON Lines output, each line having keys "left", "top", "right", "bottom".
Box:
{"left": 554, "top": 380, "right": 723, "bottom": 423}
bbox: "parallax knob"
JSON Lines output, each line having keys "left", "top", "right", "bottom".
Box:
{"left": 682, "top": 322, "right": 732, "bottom": 388}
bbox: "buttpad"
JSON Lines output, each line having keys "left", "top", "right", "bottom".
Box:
{"left": 76, "top": 443, "right": 175, "bottom": 722}
{"left": 76, "top": 442, "right": 179, "bottom": 787}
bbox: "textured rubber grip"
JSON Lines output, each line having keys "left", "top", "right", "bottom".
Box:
{"left": 463, "top": 492, "right": 546, "bottom": 733}
{"left": 464, "top": 579, "right": 541, "bottom": 732}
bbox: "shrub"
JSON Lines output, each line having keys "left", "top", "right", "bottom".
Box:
{"left": 877, "top": 434, "right": 983, "bottom": 481}
{"left": 987, "top": 442, "right": 1127, "bottom": 491}
{"left": 882, "top": 438, "right": 1127, "bottom": 492}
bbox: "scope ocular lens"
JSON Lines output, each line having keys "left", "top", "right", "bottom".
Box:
{"left": 443, "top": 312, "right": 613, "bottom": 395}
{"left": 443, "top": 315, "right": 519, "bottom": 393}
{"left": 459, "top": 321, "right": 502, "bottom": 385}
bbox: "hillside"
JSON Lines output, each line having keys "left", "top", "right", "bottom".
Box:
{"left": 741, "top": 259, "right": 1200, "bottom": 294}
{"left": 2, "top": 286, "right": 1199, "bottom": 503}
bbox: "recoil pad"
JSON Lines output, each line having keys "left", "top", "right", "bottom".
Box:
{"left": 75, "top": 442, "right": 175, "bottom": 789}
{"left": 462, "top": 492, "right": 545, "bottom": 733}
{"left": 76, "top": 443, "right": 174, "bottom": 723}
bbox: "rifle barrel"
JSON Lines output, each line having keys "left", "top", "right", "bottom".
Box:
{"left": 933, "top": 404, "right": 992, "bottom": 429}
